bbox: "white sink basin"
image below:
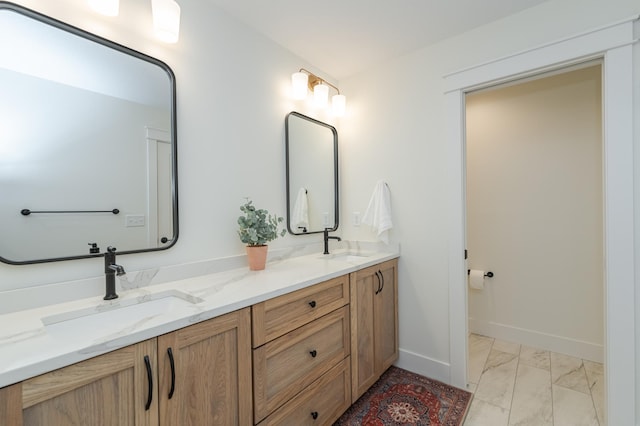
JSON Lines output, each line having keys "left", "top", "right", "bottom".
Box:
{"left": 42, "top": 290, "right": 204, "bottom": 337}
{"left": 322, "top": 252, "right": 372, "bottom": 262}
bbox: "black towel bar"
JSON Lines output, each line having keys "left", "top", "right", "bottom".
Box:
{"left": 21, "top": 208, "right": 120, "bottom": 216}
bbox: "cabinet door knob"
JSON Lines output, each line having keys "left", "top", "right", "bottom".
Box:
{"left": 311, "top": 411, "right": 319, "bottom": 420}
{"left": 309, "top": 349, "right": 317, "bottom": 358}
{"left": 308, "top": 300, "right": 317, "bottom": 308}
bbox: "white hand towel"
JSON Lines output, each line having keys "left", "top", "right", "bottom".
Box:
{"left": 362, "top": 180, "right": 393, "bottom": 243}
{"left": 291, "top": 188, "right": 309, "bottom": 231}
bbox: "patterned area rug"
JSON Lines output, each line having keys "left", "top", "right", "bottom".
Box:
{"left": 334, "top": 367, "right": 472, "bottom": 426}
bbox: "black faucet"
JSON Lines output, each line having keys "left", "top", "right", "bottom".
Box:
{"left": 104, "top": 246, "right": 125, "bottom": 300}
{"left": 323, "top": 228, "right": 342, "bottom": 255}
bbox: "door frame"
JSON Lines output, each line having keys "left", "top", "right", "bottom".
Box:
{"left": 146, "top": 126, "right": 171, "bottom": 247}
{"left": 444, "top": 18, "right": 636, "bottom": 425}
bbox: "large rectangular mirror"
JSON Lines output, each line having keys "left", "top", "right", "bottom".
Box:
{"left": 285, "top": 112, "right": 338, "bottom": 235}
{"left": 0, "top": 2, "right": 178, "bottom": 264}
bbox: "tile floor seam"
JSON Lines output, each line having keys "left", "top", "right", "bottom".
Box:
{"left": 583, "top": 357, "right": 601, "bottom": 426}
{"left": 505, "top": 351, "right": 520, "bottom": 425}
{"left": 549, "top": 356, "right": 555, "bottom": 426}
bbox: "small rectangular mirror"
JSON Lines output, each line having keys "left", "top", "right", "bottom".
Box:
{"left": 285, "top": 112, "right": 338, "bottom": 235}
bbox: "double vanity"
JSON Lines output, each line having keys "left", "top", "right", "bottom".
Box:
{"left": 0, "top": 3, "right": 398, "bottom": 424}
{"left": 0, "top": 249, "right": 399, "bottom": 425}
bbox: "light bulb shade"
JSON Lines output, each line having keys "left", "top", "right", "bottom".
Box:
{"left": 88, "top": 0, "right": 119, "bottom": 16}
{"left": 152, "top": 0, "right": 181, "bottom": 43}
{"left": 291, "top": 72, "right": 308, "bottom": 100}
{"left": 332, "top": 94, "right": 346, "bottom": 116}
{"left": 313, "top": 83, "right": 329, "bottom": 107}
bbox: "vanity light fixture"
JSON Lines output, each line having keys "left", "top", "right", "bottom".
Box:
{"left": 87, "top": 0, "right": 181, "bottom": 43}
{"left": 87, "top": 0, "right": 119, "bottom": 17}
{"left": 291, "top": 68, "right": 346, "bottom": 116}
{"left": 151, "top": 0, "right": 181, "bottom": 43}
{"left": 313, "top": 82, "right": 329, "bottom": 107}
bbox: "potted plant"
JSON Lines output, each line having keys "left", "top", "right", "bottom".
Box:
{"left": 237, "top": 198, "right": 286, "bottom": 270}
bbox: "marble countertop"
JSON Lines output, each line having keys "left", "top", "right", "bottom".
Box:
{"left": 0, "top": 247, "right": 399, "bottom": 388}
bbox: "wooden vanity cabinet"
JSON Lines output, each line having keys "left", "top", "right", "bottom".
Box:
{"left": 350, "top": 258, "right": 399, "bottom": 402}
{"left": 0, "top": 258, "right": 400, "bottom": 426}
{"left": 0, "top": 308, "right": 251, "bottom": 426}
{"left": 252, "top": 275, "right": 352, "bottom": 425}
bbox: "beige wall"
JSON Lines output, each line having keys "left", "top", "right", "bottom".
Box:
{"left": 465, "top": 65, "right": 603, "bottom": 360}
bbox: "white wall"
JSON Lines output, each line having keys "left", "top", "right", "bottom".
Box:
{"left": 339, "top": 0, "right": 639, "bottom": 392}
{"left": 0, "top": 0, "right": 338, "bottom": 289}
{"left": 466, "top": 66, "right": 603, "bottom": 361}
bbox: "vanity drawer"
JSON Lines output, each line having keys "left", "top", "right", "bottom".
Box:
{"left": 258, "top": 357, "right": 351, "bottom": 426}
{"left": 252, "top": 274, "right": 349, "bottom": 348}
{"left": 253, "top": 306, "right": 350, "bottom": 423}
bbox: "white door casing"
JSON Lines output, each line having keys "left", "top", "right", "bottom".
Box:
{"left": 146, "top": 127, "right": 172, "bottom": 247}
{"left": 445, "top": 17, "right": 637, "bottom": 425}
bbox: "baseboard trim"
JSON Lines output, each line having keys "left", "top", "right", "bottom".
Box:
{"left": 469, "top": 318, "right": 603, "bottom": 362}
{"left": 395, "top": 348, "right": 451, "bottom": 384}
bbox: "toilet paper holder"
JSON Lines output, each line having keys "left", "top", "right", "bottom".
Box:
{"left": 467, "top": 269, "right": 494, "bottom": 278}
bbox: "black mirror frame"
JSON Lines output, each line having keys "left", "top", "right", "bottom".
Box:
{"left": 285, "top": 111, "right": 339, "bottom": 236}
{"left": 0, "top": 1, "right": 178, "bottom": 264}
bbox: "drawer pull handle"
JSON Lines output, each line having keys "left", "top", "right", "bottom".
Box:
{"left": 167, "top": 347, "right": 176, "bottom": 400}
{"left": 311, "top": 411, "right": 319, "bottom": 420}
{"left": 144, "top": 355, "right": 153, "bottom": 411}
{"left": 308, "top": 300, "right": 317, "bottom": 308}
{"left": 375, "top": 271, "right": 383, "bottom": 295}
{"left": 309, "top": 350, "right": 317, "bottom": 358}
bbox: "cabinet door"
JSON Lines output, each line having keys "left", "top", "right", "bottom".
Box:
{"left": 350, "top": 259, "right": 399, "bottom": 402}
{"left": 157, "top": 308, "right": 252, "bottom": 426}
{"left": 0, "top": 382, "right": 23, "bottom": 426}
{"left": 350, "top": 265, "right": 379, "bottom": 401}
{"left": 20, "top": 339, "right": 158, "bottom": 426}
{"left": 375, "top": 260, "right": 399, "bottom": 374}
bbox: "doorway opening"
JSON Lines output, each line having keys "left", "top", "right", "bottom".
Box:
{"left": 444, "top": 17, "right": 636, "bottom": 425}
{"left": 464, "top": 63, "right": 604, "bottom": 424}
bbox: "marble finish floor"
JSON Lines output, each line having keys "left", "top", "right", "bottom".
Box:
{"left": 463, "top": 334, "right": 604, "bottom": 426}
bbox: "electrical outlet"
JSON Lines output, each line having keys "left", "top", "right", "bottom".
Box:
{"left": 353, "top": 212, "right": 361, "bottom": 226}
{"left": 125, "top": 215, "right": 145, "bottom": 227}
{"left": 322, "top": 212, "right": 329, "bottom": 226}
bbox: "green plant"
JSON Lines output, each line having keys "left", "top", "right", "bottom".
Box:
{"left": 237, "top": 199, "right": 286, "bottom": 246}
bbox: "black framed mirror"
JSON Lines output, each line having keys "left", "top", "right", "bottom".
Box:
{"left": 285, "top": 112, "right": 338, "bottom": 235}
{"left": 0, "top": 2, "right": 178, "bottom": 264}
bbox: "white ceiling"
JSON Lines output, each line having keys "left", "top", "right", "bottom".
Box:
{"left": 207, "top": 0, "right": 549, "bottom": 79}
